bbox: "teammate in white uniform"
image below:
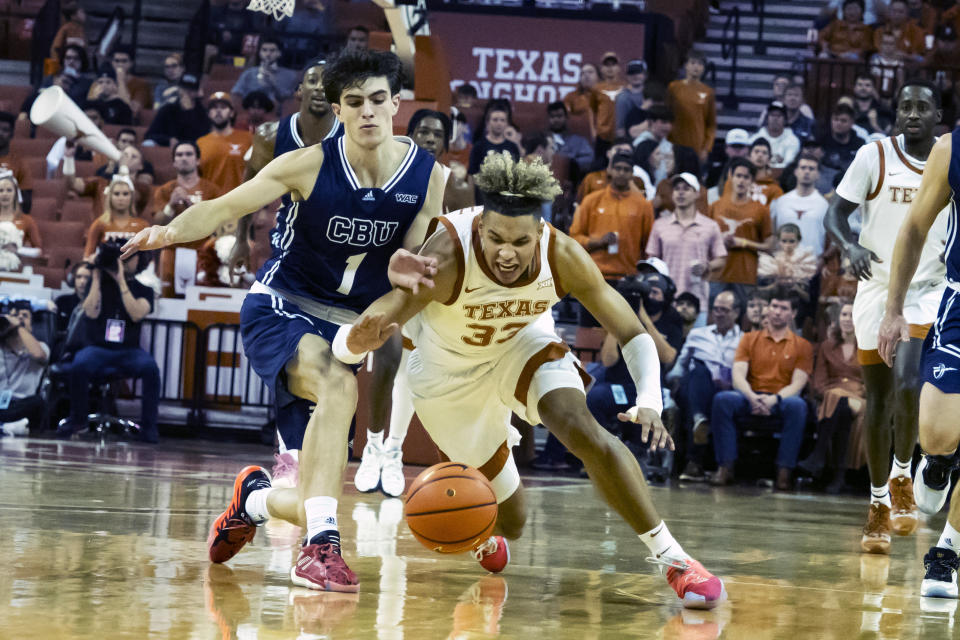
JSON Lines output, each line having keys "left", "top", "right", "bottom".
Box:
{"left": 336, "top": 154, "right": 726, "bottom": 610}
{"left": 824, "top": 81, "right": 946, "bottom": 555}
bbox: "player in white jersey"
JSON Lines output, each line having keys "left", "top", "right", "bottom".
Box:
{"left": 336, "top": 154, "right": 726, "bottom": 610}
{"left": 824, "top": 81, "right": 946, "bottom": 555}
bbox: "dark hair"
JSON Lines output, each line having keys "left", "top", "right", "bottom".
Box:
{"left": 322, "top": 49, "right": 403, "bottom": 104}
{"left": 118, "top": 127, "right": 137, "bottom": 141}
{"left": 60, "top": 44, "right": 89, "bottom": 71}
{"left": 795, "top": 151, "right": 820, "bottom": 169}
{"left": 854, "top": 72, "right": 875, "bottom": 85}
{"left": 727, "top": 157, "right": 757, "bottom": 178}
{"left": 301, "top": 56, "right": 326, "bottom": 79}
{"left": 0, "top": 111, "right": 15, "bottom": 129}
{"left": 546, "top": 101, "right": 567, "bottom": 115}
{"left": 768, "top": 284, "right": 799, "bottom": 310}
{"left": 675, "top": 291, "right": 701, "bottom": 313}
{"left": 750, "top": 137, "right": 771, "bottom": 152}
{"left": 827, "top": 300, "right": 854, "bottom": 343}
{"left": 486, "top": 102, "right": 511, "bottom": 122}
{"left": 778, "top": 222, "right": 802, "bottom": 240}
{"left": 350, "top": 25, "right": 370, "bottom": 35}
{"left": 172, "top": 140, "right": 201, "bottom": 160}
{"left": 612, "top": 135, "right": 633, "bottom": 147}
{"left": 842, "top": 0, "right": 865, "bottom": 11}
{"left": 784, "top": 82, "right": 804, "bottom": 95}
{"left": 455, "top": 84, "right": 478, "bottom": 98}
{"left": 896, "top": 78, "right": 942, "bottom": 110}
{"left": 832, "top": 102, "right": 856, "bottom": 118}
{"left": 259, "top": 36, "right": 283, "bottom": 51}
{"left": 686, "top": 50, "right": 707, "bottom": 65}
{"left": 522, "top": 131, "right": 550, "bottom": 156}
{"left": 112, "top": 44, "right": 135, "bottom": 61}
{"left": 406, "top": 109, "right": 451, "bottom": 150}
{"left": 647, "top": 104, "right": 674, "bottom": 122}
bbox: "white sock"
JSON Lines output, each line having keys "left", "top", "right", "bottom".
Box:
{"left": 937, "top": 522, "right": 960, "bottom": 554}
{"left": 367, "top": 430, "right": 384, "bottom": 449}
{"left": 305, "top": 496, "right": 339, "bottom": 542}
{"left": 890, "top": 456, "right": 911, "bottom": 480}
{"left": 870, "top": 484, "right": 891, "bottom": 508}
{"left": 245, "top": 487, "right": 274, "bottom": 524}
{"left": 639, "top": 521, "right": 686, "bottom": 559}
{"left": 287, "top": 449, "right": 299, "bottom": 462}
{"left": 277, "top": 430, "right": 288, "bottom": 454}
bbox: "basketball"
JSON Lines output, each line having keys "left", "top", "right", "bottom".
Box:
{"left": 404, "top": 462, "right": 498, "bottom": 554}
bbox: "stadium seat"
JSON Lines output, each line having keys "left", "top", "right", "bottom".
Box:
{"left": 10, "top": 138, "right": 49, "bottom": 158}
{"left": 31, "top": 179, "right": 65, "bottom": 202}
{"left": 61, "top": 198, "right": 92, "bottom": 222}
{"left": 37, "top": 219, "right": 87, "bottom": 250}
{"left": 29, "top": 196, "right": 58, "bottom": 221}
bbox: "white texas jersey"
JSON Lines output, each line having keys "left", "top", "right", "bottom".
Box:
{"left": 406, "top": 207, "right": 564, "bottom": 369}
{"left": 836, "top": 134, "right": 949, "bottom": 285}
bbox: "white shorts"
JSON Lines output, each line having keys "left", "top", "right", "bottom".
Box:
{"left": 405, "top": 321, "right": 589, "bottom": 502}
{"left": 853, "top": 276, "right": 943, "bottom": 355}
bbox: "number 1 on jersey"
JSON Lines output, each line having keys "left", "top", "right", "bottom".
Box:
{"left": 336, "top": 252, "right": 367, "bottom": 295}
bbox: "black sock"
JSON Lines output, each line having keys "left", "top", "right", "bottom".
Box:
{"left": 305, "top": 530, "right": 341, "bottom": 552}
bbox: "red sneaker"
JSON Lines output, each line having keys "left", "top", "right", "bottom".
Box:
{"left": 207, "top": 466, "right": 272, "bottom": 563}
{"left": 473, "top": 536, "right": 510, "bottom": 573}
{"left": 649, "top": 555, "right": 726, "bottom": 610}
{"left": 290, "top": 543, "right": 360, "bottom": 593}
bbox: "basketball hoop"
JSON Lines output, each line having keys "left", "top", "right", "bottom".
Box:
{"left": 247, "top": 0, "right": 294, "bottom": 21}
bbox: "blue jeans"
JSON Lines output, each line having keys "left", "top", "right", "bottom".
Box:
{"left": 68, "top": 345, "right": 160, "bottom": 436}
{"left": 711, "top": 390, "right": 807, "bottom": 469}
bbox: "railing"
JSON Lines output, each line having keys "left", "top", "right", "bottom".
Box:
{"left": 714, "top": 0, "right": 769, "bottom": 111}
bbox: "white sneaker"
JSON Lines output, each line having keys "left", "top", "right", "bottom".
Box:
{"left": 380, "top": 447, "right": 405, "bottom": 497}
{"left": 354, "top": 441, "right": 383, "bottom": 492}
{"left": 915, "top": 455, "right": 953, "bottom": 515}
{"left": 271, "top": 452, "right": 299, "bottom": 489}
{"left": 2, "top": 418, "right": 29, "bottom": 436}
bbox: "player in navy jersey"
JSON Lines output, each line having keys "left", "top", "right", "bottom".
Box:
{"left": 122, "top": 49, "right": 446, "bottom": 593}
{"left": 878, "top": 126, "right": 960, "bottom": 598}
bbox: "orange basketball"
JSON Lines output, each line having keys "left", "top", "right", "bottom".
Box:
{"left": 404, "top": 462, "right": 498, "bottom": 554}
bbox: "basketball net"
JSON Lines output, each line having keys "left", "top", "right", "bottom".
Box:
{"left": 247, "top": 0, "right": 294, "bottom": 21}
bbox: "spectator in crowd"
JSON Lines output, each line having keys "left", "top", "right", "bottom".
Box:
{"left": 50, "top": 3, "right": 87, "bottom": 60}
{"left": 197, "top": 92, "right": 253, "bottom": 193}
{"left": 82, "top": 173, "right": 150, "bottom": 259}
{"left": 710, "top": 286, "right": 813, "bottom": 489}
{"left": 0, "top": 220, "right": 24, "bottom": 272}
{"left": 852, "top": 73, "right": 895, "bottom": 134}
{"left": 757, "top": 224, "right": 817, "bottom": 313}
{"left": 207, "top": 0, "right": 265, "bottom": 59}
{"left": 546, "top": 101, "right": 595, "bottom": 175}
{"left": 820, "top": 0, "right": 876, "bottom": 59}
{"left": 741, "top": 138, "right": 784, "bottom": 205}
{"left": 650, "top": 158, "right": 710, "bottom": 215}
{"left": 647, "top": 173, "right": 726, "bottom": 322}
{"left": 791, "top": 137, "right": 840, "bottom": 194}
{"left": 278, "top": 0, "right": 332, "bottom": 62}
{"left": 783, "top": 84, "right": 817, "bottom": 141}
{"left": 346, "top": 25, "right": 370, "bottom": 52}
{"left": 770, "top": 153, "right": 829, "bottom": 257}
{"left": 576, "top": 138, "right": 649, "bottom": 202}
{"left": 153, "top": 54, "right": 185, "bottom": 108}
{"left": 569, "top": 151, "right": 655, "bottom": 289}
{"left": 705, "top": 128, "right": 750, "bottom": 191}
{"left": 231, "top": 38, "right": 299, "bottom": 107}
{"left": 55, "top": 262, "right": 93, "bottom": 331}
{"left": 0, "top": 303, "right": 49, "bottom": 435}
{"left": 241, "top": 91, "right": 275, "bottom": 130}
{"left": 674, "top": 292, "right": 700, "bottom": 338}
{"left": 798, "top": 301, "right": 864, "bottom": 489}
{"left": 870, "top": 31, "right": 906, "bottom": 96}
{"left": 757, "top": 75, "right": 816, "bottom": 128}
{"left": 565, "top": 62, "right": 616, "bottom": 145}
{"left": 596, "top": 52, "right": 625, "bottom": 100}
{"left": 145, "top": 73, "right": 211, "bottom": 147}
{"left": 921, "top": 25, "right": 959, "bottom": 116}
{"left": 0, "top": 112, "right": 33, "bottom": 213}
{"left": 154, "top": 142, "right": 222, "bottom": 225}
{"left": 820, "top": 102, "right": 867, "bottom": 172}
{"left": 818, "top": 0, "right": 887, "bottom": 27}
{"left": 633, "top": 106, "right": 701, "bottom": 179}
{"left": 0, "top": 171, "right": 40, "bottom": 251}
{"left": 408, "top": 109, "right": 475, "bottom": 213}
{"left": 752, "top": 101, "right": 800, "bottom": 170}
{"left": 873, "top": 0, "right": 926, "bottom": 61}
{"left": 88, "top": 67, "right": 133, "bottom": 125}
{"left": 667, "top": 50, "right": 716, "bottom": 164}
{"left": 57, "top": 242, "right": 160, "bottom": 443}
{"left": 742, "top": 292, "right": 768, "bottom": 332}
{"left": 615, "top": 58, "right": 651, "bottom": 139}
{"left": 467, "top": 104, "right": 520, "bottom": 175}
{"left": 96, "top": 131, "right": 155, "bottom": 184}
{"left": 110, "top": 45, "right": 153, "bottom": 113}
{"left": 669, "top": 290, "right": 743, "bottom": 482}
{"left": 66, "top": 143, "right": 154, "bottom": 220}
{"left": 709, "top": 158, "right": 773, "bottom": 303}
{"left": 33, "top": 44, "right": 93, "bottom": 108}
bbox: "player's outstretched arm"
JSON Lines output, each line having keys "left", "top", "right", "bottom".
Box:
{"left": 878, "top": 134, "right": 953, "bottom": 366}
{"left": 122, "top": 146, "right": 320, "bottom": 258}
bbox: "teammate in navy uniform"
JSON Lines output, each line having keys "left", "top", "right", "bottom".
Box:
{"left": 879, "top": 124, "right": 960, "bottom": 598}
{"left": 122, "top": 50, "right": 446, "bottom": 592}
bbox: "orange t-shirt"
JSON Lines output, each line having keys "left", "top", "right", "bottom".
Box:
{"left": 127, "top": 76, "right": 153, "bottom": 110}
{"left": 709, "top": 196, "right": 771, "bottom": 284}
{"left": 568, "top": 185, "right": 654, "bottom": 279}
{"left": 0, "top": 152, "right": 33, "bottom": 191}
{"left": 721, "top": 174, "right": 783, "bottom": 206}
{"left": 819, "top": 20, "right": 874, "bottom": 58}
{"left": 563, "top": 88, "right": 615, "bottom": 143}
{"left": 576, "top": 170, "right": 645, "bottom": 203}
{"left": 198, "top": 129, "right": 254, "bottom": 194}
{"left": 153, "top": 177, "right": 223, "bottom": 223}
{"left": 84, "top": 215, "right": 150, "bottom": 258}
{"left": 735, "top": 329, "right": 813, "bottom": 394}
{"left": 667, "top": 79, "right": 717, "bottom": 157}
{"left": 874, "top": 21, "right": 926, "bottom": 57}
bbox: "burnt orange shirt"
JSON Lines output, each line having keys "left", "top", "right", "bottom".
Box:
{"left": 709, "top": 196, "right": 771, "bottom": 284}
{"left": 569, "top": 185, "right": 654, "bottom": 279}
{"left": 0, "top": 152, "right": 33, "bottom": 191}
{"left": 50, "top": 20, "right": 85, "bottom": 59}
{"left": 666, "top": 79, "right": 717, "bottom": 157}
{"left": 735, "top": 329, "right": 813, "bottom": 394}
{"left": 721, "top": 174, "right": 783, "bottom": 206}
{"left": 84, "top": 215, "right": 149, "bottom": 257}
{"left": 154, "top": 177, "right": 222, "bottom": 223}
{"left": 7, "top": 214, "right": 41, "bottom": 249}
{"left": 126, "top": 76, "right": 154, "bottom": 110}
{"left": 819, "top": 20, "right": 874, "bottom": 58}
{"left": 576, "top": 170, "right": 645, "bottom": 203}
{"left": 198, "top": 129, "right": 253, "bottom": 194}
{"left": 563, "top": 88, "right": 615, "bottom": 143}
{"left": 874, "top": 21, "right": 927, "bottom": 57}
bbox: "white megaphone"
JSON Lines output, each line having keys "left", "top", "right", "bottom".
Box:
{"left": 29, "top": 85, "right": 122, "bottom": 162}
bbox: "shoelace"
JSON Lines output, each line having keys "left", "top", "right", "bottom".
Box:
{"left": 645, "top": 555, "right": 691, "bottom": 573}
{"left": 472, "top": 537, "right": 497, "bottom": 562}
{"left": 273, "top": 454, "right": 295, "bottom": 475}
{"left": 925, "top": 550, "right": 960, "bottom": 580}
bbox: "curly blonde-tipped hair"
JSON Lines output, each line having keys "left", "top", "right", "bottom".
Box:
{"left": 474, "top": 152, "right": 561, "bottom": 215}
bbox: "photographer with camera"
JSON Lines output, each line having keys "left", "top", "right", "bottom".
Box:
{"left": 56, "top": 240, "right": 160, "bottom": 443}
{"left": 0, "top": 300, "right": 50, "bottom": 436}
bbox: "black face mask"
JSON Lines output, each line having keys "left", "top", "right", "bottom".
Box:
{"left": 644, "top": 298, "right": 664, "bottom": 315}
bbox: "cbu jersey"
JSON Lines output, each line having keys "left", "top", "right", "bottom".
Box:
{"left": 257, "top": 135, "right": 435, "bottom": 312}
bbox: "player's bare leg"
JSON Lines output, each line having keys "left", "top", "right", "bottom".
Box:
{"left": 355, "top": 335, "right": 404, "bottom": 494}
{"left": 536, "top": 387, "right": 725, "bottom": 609}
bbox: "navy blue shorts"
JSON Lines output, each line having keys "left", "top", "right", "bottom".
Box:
{"left": 921, "top": 288, "right": 960, "bottom": 394}
{"left": 240, "top": 291, "right": 349, "bottom": 450}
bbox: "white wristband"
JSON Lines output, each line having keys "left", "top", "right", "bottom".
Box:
{"left": 63, "top": 155, "right": 76, "bottom": 176}
{"left": 621, "top": 333, "right": 663, "bottom": 415}
{"left": 331, "top": 323, "right": 367, "bottom": 365}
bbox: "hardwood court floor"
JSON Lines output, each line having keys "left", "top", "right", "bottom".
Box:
{"left": 1, "top": 437, "right": 957, "bottom": 639}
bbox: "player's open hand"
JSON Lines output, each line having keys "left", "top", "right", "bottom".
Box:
{"left": 121, "top": 225, "right": 174, "bottom": 260}
{"left": 347, "top": 312, "right": 399, "bottom": 354}
{"left": 388, "top": 248, "right": 438, "bottom": 294}
{"left": 618, "top": 406, "right": 675, "bottom": 452}
{"left": 844, "top": 242, "right": 881, "bottom": 281}
{"left": 878, "top": 311, "right": 910, "bottom": 367}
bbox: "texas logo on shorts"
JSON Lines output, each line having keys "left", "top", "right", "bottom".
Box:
{"left": 932, "top": 363, "right": 958, "bottom": 379}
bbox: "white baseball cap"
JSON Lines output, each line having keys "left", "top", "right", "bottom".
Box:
{"left": 636, "top": 257, "right": 670, "bottom": 277}
{"left": 671, "top": 172, "right": 700, "bottom": 192}
{"left": 725, "top": 128, "right": 750, "bottom": 146}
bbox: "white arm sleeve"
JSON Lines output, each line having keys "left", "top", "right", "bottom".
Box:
{"left": 834, "top": 142, "right": 877, "bottom": 205}
{"left": 621, "top": 333, "right": 663, "bottom": 414}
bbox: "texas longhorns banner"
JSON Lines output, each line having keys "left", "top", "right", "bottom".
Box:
{"left": 429, "top": 11, "right": 646, "bottom": 104}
